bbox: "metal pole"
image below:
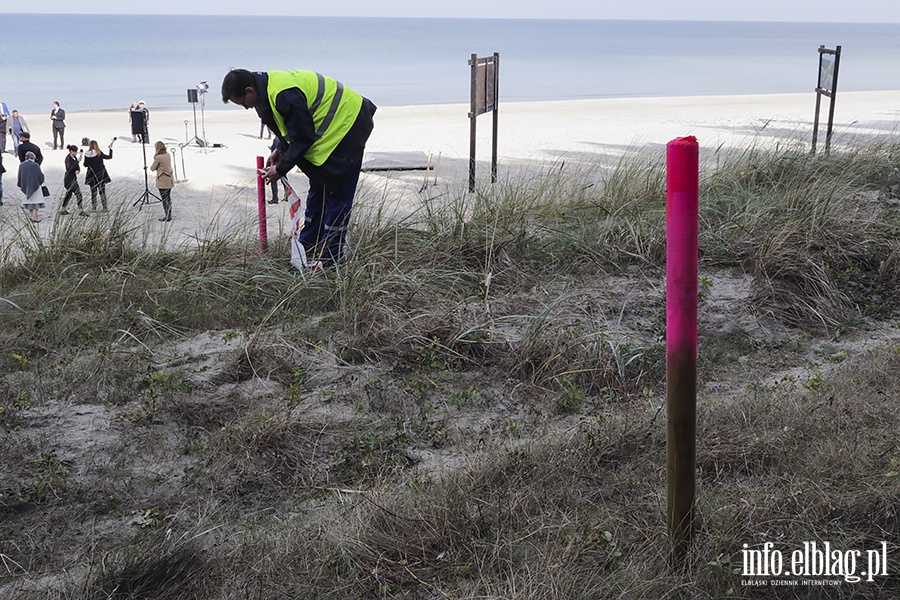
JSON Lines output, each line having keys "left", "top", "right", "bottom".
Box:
{"left": 665, "top": 136, "right": 699, "bottom": 565}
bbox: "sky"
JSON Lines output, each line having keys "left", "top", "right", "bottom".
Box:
{"left": 6, "top": 0, "right": 900, "bottom": 23}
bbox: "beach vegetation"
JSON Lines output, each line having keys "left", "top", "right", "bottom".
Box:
{"left": 1, "top": 136, "right": 899, "bottom": 598}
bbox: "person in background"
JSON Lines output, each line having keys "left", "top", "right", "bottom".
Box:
{"left": 17, "top": 132, "right": 43, "bottom": 165}
{"left": 150, "top": 140, "right": 174, "bottom": 221}
{"left": 60, "top": 144, "right": 87, "bottom": 216}
{"left": 128, "top": 101, "right": 139, "bottom": 142}
{"left": 50, "top": 101, "right": 66, "bottom": 149}
{"left": 83, "top": 139, "right": 114, "bottom": 211}
{"left": 221, "top": 68, "right": 376, "bottom": 269}
{"left": 138, "top": 101, "right": 149, "bottom": 143}
{"left": 259, "top": 121, "right": 271, "bottom": 140}
{"left": 17, "top": 151, "right": 45, "bottom": 223}
{"left": 9, "top": 110, "right": 30, "bottom": 154}
{"left": 0, "top": 98, "right": 9, "bottom": 154}
{"left": 264, "top": 138, "right": 280, "bottom": 204}
{"left": 0, "top": 151, "right": 5, "bottom": 205}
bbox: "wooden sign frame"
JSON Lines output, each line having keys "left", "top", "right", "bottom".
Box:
{"left": 468, "top": 52, "right": 499, "bottom": 193}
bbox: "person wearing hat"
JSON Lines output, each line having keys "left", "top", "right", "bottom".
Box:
{"left": 17, "top": 151, "right": 45, "bottom": 223}
{"left": 17, "top": 132, "right": 43, "bottom": 165}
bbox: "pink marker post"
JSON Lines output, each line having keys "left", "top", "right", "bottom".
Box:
{"left": 665, "top": 136, "right": 698, "bottom": 563}
{"left": 257, "top": 156, "right": 268, "bottom": 251}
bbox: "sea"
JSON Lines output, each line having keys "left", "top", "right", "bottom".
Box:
{"left": 3, "top": 14, "right": 900, "bottom": 115}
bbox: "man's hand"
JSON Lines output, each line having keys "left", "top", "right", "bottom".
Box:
{"left": 262, "top": 149, "right": 284, "bottom": 183}
{"left": 265, "top": 148, "right": 283, "bottom": 167}
{"left": 260, "top": 164, "right": 282, "bottom": 183}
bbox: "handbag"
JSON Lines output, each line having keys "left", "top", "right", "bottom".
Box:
{"left": 41, "top": 185, "right": 50, "bottom": 197}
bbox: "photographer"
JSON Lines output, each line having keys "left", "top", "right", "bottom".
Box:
{"left": 60, "top": 145, "right": 86, "bottom": 216}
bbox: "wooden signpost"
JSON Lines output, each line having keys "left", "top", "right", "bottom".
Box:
{"left": 812, "top": 45, "right": 841, "bottom": 154}
{"left": 468, "top": 52, "right": 499, "bottom": 193}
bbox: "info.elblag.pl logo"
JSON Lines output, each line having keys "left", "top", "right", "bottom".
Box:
{"left": 741, "top": 541, "right": 889, "bottom": 586}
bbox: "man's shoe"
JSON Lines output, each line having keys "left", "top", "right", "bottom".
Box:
{"left": 267, "top": 199, "right": 278, "bottom": 205}
{"left": 59, "top": 209, "right": 69, "bottom": 215}
{"left": 158, "top": 216, "right": 172, "bottom": 222}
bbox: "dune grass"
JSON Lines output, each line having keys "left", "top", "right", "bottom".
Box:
{"left": 1, "top": 137, "right": 899, "bottom": 598}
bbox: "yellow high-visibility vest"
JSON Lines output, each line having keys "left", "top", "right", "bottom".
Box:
{"left": 267, "top": 70, "right": 363, "bottom": 166}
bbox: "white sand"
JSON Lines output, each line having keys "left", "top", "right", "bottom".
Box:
{"left": 3, "top": 90, "right": 899, "bottom": 246}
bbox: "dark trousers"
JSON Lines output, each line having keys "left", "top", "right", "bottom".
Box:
{"left": 53, "top": 127, "right": 65, "bottom": 149}
{"left": 62, "top": 183, "right": 83, "bottom": 208}
{"left": 267, "top": 180, "right": 280, "bottom": 203}
{"left": 89, "top": 183, "right": 108, "bottom": 210}
{"left": 160, "top": 188, "right": 172, "bottom": 217}
{"left": 297, "top": 173, "right": 361, "bottom": 267}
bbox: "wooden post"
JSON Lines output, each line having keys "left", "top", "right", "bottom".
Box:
{"left": 257, "top": 156, "right": 268, "bottom": 251}
{"left": 812, "top": 44, "right": 841, "bottom": 155}
{"left": 811, "top": 46, "right": 824, "bottom": 154}
{"left": 491, "top": 52, "right": 499, "bottom": 184}
{"left": 468, "top": 53, "right": 478, "bottom": 193}
{"left": 824, "top": 45, "right": 841, "bottom": 154}
{"left": 468, "top": 52, "right": 499, "bottom": 193}
{"left": 666, "top": 136, "right": 699, "bottom": 564}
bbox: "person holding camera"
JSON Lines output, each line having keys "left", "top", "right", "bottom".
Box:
{"left": 51, "top": 102, "right": 66, "bottom": 150}
{"left": 138, "top": 101, "right": 149, "bottom": 143}
{"left": 60, "top": 145, "right": 87, "bottom": 216}
{"left": 150, "top": 140, "right": 174, "bottom": 221}
{"left": 128, "top": 102, "right": 139, "bottom": 142}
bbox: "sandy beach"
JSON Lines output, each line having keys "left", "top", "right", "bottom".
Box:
{"left": 2, "top": 90, "right": 899, "bottom": 247}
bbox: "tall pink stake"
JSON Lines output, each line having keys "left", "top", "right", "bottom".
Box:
{"left": 665, "top": 136, "right": 698, "bottom": 563}
{"left": 257, "top": 156, "right": 268, "bottom": 251}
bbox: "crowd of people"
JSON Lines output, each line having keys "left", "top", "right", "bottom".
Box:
{"left": 3, "top": 64, "right": 376, "bottom": 268}
{"left": 0, "top": 98, "right": 174, "bottom": 224}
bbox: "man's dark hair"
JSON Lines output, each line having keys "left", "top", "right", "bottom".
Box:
{"left": 221, "top": 69, "right": 256, "bottom": 103}
{"left": 20, "top": 131, "right": 30, "bottom": 139}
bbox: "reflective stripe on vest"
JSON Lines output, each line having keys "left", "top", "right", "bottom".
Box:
{"left": 267, "top": 70, "right": 363, "bottom": 167}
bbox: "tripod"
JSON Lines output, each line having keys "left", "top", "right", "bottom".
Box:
{"left": 185, "top": 86, "right": 209, "bottom": 151}
{"left": 133, "top": 138, "right": 161, "bottom": 210}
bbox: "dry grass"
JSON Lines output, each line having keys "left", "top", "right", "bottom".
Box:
{"left": 1, "top": 137, "right": 899, "bottom": 598}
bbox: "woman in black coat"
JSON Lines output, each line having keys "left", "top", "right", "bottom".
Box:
{"left": 83, "top": 139, "right": 113, "bottom": 210}
{"left": 60, "top": 145, "right": 86, "bottom": 216}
